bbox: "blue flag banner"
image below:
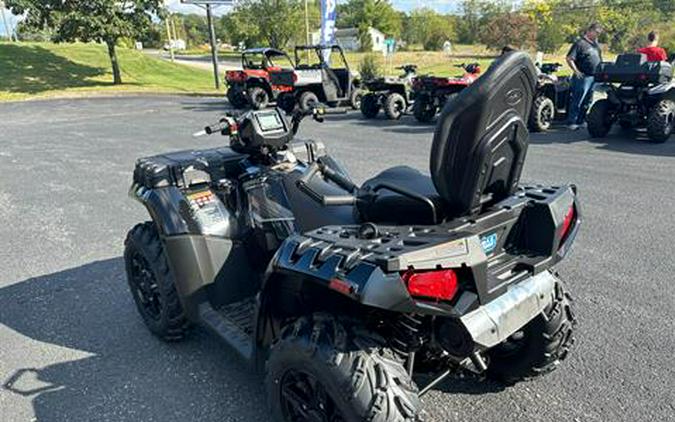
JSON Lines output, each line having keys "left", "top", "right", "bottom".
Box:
{"left": 320, "top": 0, "right": 337, "bottom": 63}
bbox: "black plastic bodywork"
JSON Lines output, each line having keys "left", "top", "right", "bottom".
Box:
{"left": 129, "top": 53, "right": 581, "bottom": 373}
{"left": 593, "top": 54, "right": 675, "bottom": 127}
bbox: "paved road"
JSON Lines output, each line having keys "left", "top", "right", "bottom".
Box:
{"left": 1, "top": 96, "right": 674, "bottom": 422}
{"left": 145, "top": 49, "right": 242, "bottom": 71}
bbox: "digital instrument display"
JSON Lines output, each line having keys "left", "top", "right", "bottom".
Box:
{"left": 256, "top": 111, "right": 284, "bottom": 132}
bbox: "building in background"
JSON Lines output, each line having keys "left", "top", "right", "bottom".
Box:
{"left": 311, "top": 27, "right": 386, "bottom": 53}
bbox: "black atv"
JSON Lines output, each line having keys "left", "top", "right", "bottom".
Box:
{"left": 360, "top": 64, "right": 417, "bottom": 120}
{"left": 529, "top": 63, "right": 571, "bottom": 132}
{"left": 124, "top": 52, "right": 579, "bottom": 421}
{"left": 588, "top": 53, "right": 675, "bottom": 143}
{"left": 278, "top": 44, "right": 362, "bottom": 113}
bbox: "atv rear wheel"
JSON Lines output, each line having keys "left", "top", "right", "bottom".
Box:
{"left": 385, "top": 93, "right": 407, "bottom": 120}
{"left": 529, "top": 95, "right": 555, "bottom": 132}
{"left": 486, "top": 277, "right": 576, "bottom": 385}
{"left": 124, "top": 222, "right": 189, "bottom": 341}
{"left": 227, "top": 85, "right": 248, "bottom": 109}
{"left": 646, "top": 99, "right": 675, "bottom": 143}
{"left": 360, "top": 93, "right": 380, "bottom": 119}
{"left": 587, "top": 99, "right": 614, "bottom": 138}
{"left": 248, "top": 86, "right": 270, "bottom": 110}
{"left": 266, "top": 314, "right": 422, "bottom": 422}
{"left": 299, "top": 91, "right": 319, "bottom": 113}
{"left": 413, "top": 96, "right": 436, "bottom": 123}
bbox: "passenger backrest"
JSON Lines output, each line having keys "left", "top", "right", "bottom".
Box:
{"left": 430, "top": 51, "right": 537, "bottom": 217}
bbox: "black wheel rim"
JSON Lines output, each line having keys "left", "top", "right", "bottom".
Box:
{"left": 280, "top": 369, "right": 344, "bottom": 422}
{"left": 255, "top": 92, "right": 268, "bottom": 108}
{"left": 541, "top": 103, "right": 554, "bottom": 125}
{"left": 395, "top": 99, "right": 405, "bottom": 113}
{"left": 129, "top": 251, "right": 162, "bottom": 320}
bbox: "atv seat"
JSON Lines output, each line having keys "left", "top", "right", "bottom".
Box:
{"left": 357, "top": 52, "right": 537, "bottom": 225}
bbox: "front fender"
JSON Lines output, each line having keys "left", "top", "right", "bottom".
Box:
{"left": 129, "top": 184, "right": 190, "bottom": 235}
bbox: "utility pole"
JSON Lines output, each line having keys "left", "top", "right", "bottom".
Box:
{"left": 304, "top": 0, "right": 310, "bottom": 45}
{"left": 1, "top": 1, "right": 13, "bottom": 42}
{"left": 170, "top": 15, "right": 178, "bottom": 44}
{"left": 165, "top": 14, "right": 175, "bottom": 62}
{"left": 206, "top": 3, "right": 221, "bottom": 89}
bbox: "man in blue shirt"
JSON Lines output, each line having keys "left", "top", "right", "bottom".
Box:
{"left": 566, "top": 23, "right": 603, "bottom": 130}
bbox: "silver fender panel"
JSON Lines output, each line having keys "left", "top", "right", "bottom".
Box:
{"left": 461, "top": 270, "right": 558, "bottom": 349}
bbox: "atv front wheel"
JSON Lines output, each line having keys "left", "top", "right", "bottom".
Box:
{"left": 299, "top": 91, "right": 319, "bottom": 113}
{"left": 413, "top": 96, "right": 436, "bottom": 123}
{"left": 587, "top": 99, "right": 614, "bottom": 138}
{"left": 266, "top": 314, "right": 422, "bottom": 422}
{"left": 360, "top": 93, "right": 380, "bottom": 119}
{"left": 385, "top": 93, "right": 407, "bottom": 120}
{"left": 646, "top": 99, "right": 674, "bottom": 143}
{"left": 227, "top": 85, "right": 248, "bottom": 109}
{"left": 486, "top": 277, "right": 576, "bottom": 385}
{"left": 350, "top": 89, "right": 364, "bottom": 110}
{"left": 248, "top": 86, "right": 270, "bottom": 110}
{"left": 529, "top": 95, "right": 555, "bottom": 132}
{"left": 124, "top": 222, "right": 189, "bottom": 341}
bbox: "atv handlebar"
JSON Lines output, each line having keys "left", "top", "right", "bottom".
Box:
{"left": 296, "top": 160, "right": 358, "bottom": 206}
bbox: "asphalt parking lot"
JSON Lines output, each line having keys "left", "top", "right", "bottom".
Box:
{"left": 1, "top": 96, "right": 674, "bottom": 422}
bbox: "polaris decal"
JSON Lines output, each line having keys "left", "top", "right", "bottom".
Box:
{"left": 480, "top": 233, "right": 498, "bottom": 255}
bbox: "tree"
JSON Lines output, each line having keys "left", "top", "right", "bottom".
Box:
{"left": 480, "top": 12, "right": 537, "bottom": 50}
{"left": 6, "top": 0, "right": 162, "bottom": 85}
{"left": 524, "top": 0, "right": 566, "bottom": 53}
{"left": 337, "top": 0, "right": 401, "bottom": 38}
{"left": 221, "top": 0, "right": 303, "bottom": 49}
{"left": 405, "top": 8, "right": 455, "bottom": 51}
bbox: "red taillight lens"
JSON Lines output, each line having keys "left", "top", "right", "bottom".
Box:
{"left": 560, "top": 205, "right": 576, "bottom": 241}
{"left": 401, "top": 269, "right": 459, "bottom": 301}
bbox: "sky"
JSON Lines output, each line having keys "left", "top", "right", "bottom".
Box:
{"left": 0, "top": 0, "right": 467, "bottom": 37}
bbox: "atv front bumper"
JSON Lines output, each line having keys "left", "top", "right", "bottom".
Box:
{"left": 460, "top": 270, "right": 558, "bottom": 349}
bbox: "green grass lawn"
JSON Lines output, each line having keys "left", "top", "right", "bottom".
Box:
{"left": 0, "top": 42, "right": 219, "bottom": 101}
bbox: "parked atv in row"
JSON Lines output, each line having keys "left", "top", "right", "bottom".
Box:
{"left": 275, "top": 44, "right": 362, "bottom": 114}
{"left": 588, "top": 53, "right": 675, "bottom": 143}
{"left": 360, "top": 64, "right": 417, "bottom": 120}
{"left": 529, "top": 62, "right": 571, "bottom": 132}
{"left": 125, "top": 52, "right": 579, "bottom": 421}
{"left": 225, "top": 48, "right": 296, "bottom": 110}
{"left": 412, "top": 63, "right": 481, "bottom": 123}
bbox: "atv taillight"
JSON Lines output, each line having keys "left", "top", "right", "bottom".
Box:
{"left": 560, "top": 205, "right": 576, "bottom": 241}
{"left": 401, "top": 269, "right": 459, "bottom": 301}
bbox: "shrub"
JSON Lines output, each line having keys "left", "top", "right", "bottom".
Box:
{"left": 359, "top": 53, "right": 381, "bottom": 81}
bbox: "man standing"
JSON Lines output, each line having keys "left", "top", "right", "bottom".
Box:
{"left": 566, "top": 23, "right": 603, "bottom": 130}
{"left": 638, "top": 31, "right": 668, "bottom": 62}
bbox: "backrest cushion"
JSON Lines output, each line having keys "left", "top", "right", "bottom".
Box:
{"left": 430, "top": 51, "right": 537, "bottom": 216}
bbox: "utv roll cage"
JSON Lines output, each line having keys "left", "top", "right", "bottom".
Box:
{"left": 293, "top": 44, "right": 350, "bottom": 71}
{"left": 241, "top": 48, "right": 294, "bottom": 70}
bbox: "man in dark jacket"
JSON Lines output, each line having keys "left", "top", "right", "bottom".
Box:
{"left": 566, "top": 23, "right": 603, "bottom": 130}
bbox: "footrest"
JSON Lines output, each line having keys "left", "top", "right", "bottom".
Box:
{"left": 199, "top": 298, "right": 255, "bottom": 361}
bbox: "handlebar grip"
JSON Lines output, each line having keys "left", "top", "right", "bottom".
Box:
{"left": 322, "top": 108, "right": 348, "bottom": 115}
{"left": 323, "top": 196, "right": 356, "bottom": 206}
{"left": 205, "top": 121, "right": 227, "bottom": 135}
{"left": 321, "top": 164, "right": 357, "bottom": 193}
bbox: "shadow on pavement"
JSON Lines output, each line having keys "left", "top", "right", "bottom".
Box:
{"left": 0, "top": 258, "right": 266, "bottom": 421}
{"left": 530, "top": 125, "right": 675, "bottom": 157}
{"left": 0, "top": 257, "right": 509, "bottom": 420}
